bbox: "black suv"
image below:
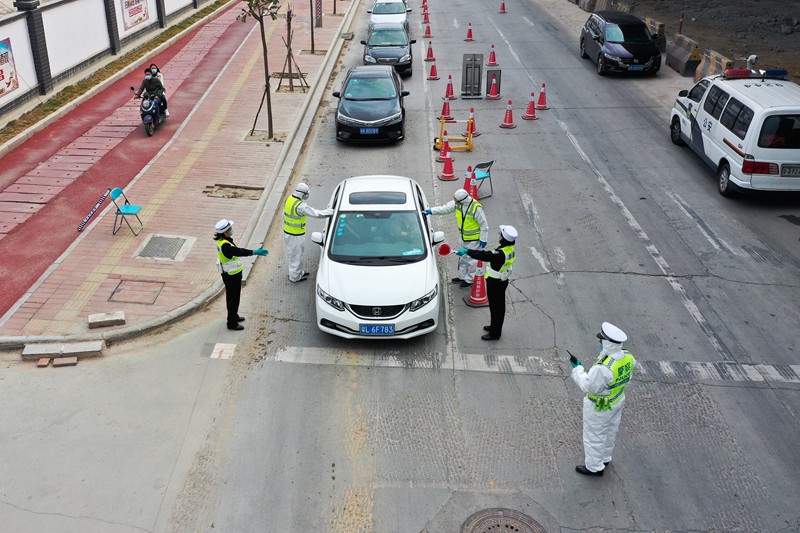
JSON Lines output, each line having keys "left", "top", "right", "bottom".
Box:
{"left": 580, "top": 11, "right": 661, "bottom": 76}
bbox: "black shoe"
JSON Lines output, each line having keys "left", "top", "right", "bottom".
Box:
{"left": 481, "top": 334, "right": 500, "bottom": 341}
{"left": 604, "top": 461, "right": 610, "bottom": 467}
{"left": 451, "top": 277, "right": 463, "bottom": 284}
{"left": 483, "top": 325, "right": 492, "bottom": 331}
{"left": 237, "top": 316, "right": 245, "bottom": 322}
{"left": 227, "top": 324, "right": 245, "bottom": 331}
{"left": 290, "top": 272, "right": 310, "bottom": 283}
{"left": 575, "top": 465, "right": 603, "bottom": 476}
{"left": 460, "top": 280, "right": 473, "bottom": 288}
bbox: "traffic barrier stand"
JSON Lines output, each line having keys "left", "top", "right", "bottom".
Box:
{"left": 464, "top": 261, "right": 489, "bottom": 307}
{"left": 486, "top": 74, "right": 500, "bottom": 100}
{"left": 436, "top": 130, "right": 452, "bottom": 162}
{"left": 522, "top": 92, "right": 538, "bottom": 120}
{"left": 424, "top": 24, "right": 432, "bottom": 39}
{"left": 435, "top": 117, "right": 473, "bottom": 153}
{"left": 487, "top": 44, "right": 498, "bottom": 66}
{"left": 439, "top": 100, "right": 453, "bottom": 121}
{"left": 427, "top": 60, "right": 440, "bottom": 80}
{"left": 440, "top": 153, "right": 456, "bottom": 181}
{"left": 463, "top": 107, "right": 480, "bottom": 137}
{"left": 499, "top": 1, "right": 507, "bottom": 13}
{"left": 443, "top": 75, "right": 457, "bottom": 100}
{"left": 500, "top": 100, "right": 516, "bottom": 128}
{"left": 425, "top": 41, "right": 435, "bottom": 62}
{"left": 463, "top": 166, "right": 479, "bottom": 199}
{"left": 464, "top": 22, "right": 474, "bottom": 42}
{"left": 536, "top": 82, "right": 549, "bottom": 110}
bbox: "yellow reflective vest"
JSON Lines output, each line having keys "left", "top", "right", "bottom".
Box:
{"left": 216, "top": 238, "right": 243, "bottom": 275}
{"left": 284, "top": 196, "right": 306, "bottom": 235}
{"left": 485, "top": 245, "right": 516, "bottom": 281}
{"left": 454, "top": 200, "right": 481, "bottom": 241}
{"left": 587, "top": 350, "right": 635, "bottom": 411}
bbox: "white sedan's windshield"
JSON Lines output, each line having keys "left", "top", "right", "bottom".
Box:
{"left": 330, "top": 211, "right": 425, "bottom": 262}
{"left": 372, "top": 2, "right": 405, "bottom": 14}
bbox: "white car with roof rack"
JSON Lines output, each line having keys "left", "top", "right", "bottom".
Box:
{"left": 670, "top": 68, "right": 800, "bottom": 196}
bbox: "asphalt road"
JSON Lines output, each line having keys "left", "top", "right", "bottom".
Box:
{"left": 1, "top": 0, "right": 799, "bottom": 532}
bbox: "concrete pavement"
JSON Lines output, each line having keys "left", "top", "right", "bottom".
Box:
{"left": 0, "top": 0, "right": 356, "bottom": 349}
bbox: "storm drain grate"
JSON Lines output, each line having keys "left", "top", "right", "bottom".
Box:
{"left": 137, "top": 236, "right": 186, "bottom": 259}
{"left": 461, "top": 508, "right": 546, "bottom": 533}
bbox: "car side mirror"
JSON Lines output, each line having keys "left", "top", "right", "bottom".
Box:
{"left": 367, "top": 9, "right": 372, "bottom": 13}
{"left": 406, "top": 8, "right": 411, "bottom": 12}
{"left": 678, "top": 89, "right": 688, "bottom": 97}
{"left": 409, "top": 39, "right": 416, "bottom": 44}
{"left": 332, "top": 91, "right": 341, "bottom": 98}
{"left": 432, "top": 231, "right": 445, "bottom": 245}
{"left": 360, "top": 40, "right": 367, "bottom": 45}
{"left": 311, "top": 232, "right": 324, "bottom": 246}
{"left": 401, "top": 90, "right": 410, "bottom": 97}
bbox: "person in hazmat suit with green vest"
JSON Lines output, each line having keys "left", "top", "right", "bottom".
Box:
{"left": 570, "top": 322, "right": 636, "bottom": 476}
{"left": 214, "top": 219, "right": 268, "bottom": 330}
{"left": 283, "top": 183, "right": 334, "bottom": 283}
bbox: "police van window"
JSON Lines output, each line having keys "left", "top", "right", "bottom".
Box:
{"left": 687, "top": 80, "right": 709, "bottom": 103}
{"left": 758, "top": 115, "right": 800, "bottom": 149}
{"left": 720, "top": 98, "right": 753, "bottom": 140}
{"left": 703, "top": 86, "right": 729, "bottom": 120}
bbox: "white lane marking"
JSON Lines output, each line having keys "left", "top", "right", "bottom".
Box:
{"left": 553, "top": 247, "right": 566, "bottom": 265}
{"left": 210, "top": 343, "right": 236, "bottom": 360}
{"left": 529, "top": 246, "right": 550, "bottom": 273}
{"left": 522, "top": 17, "right": 535, "bottom": 27}
{"left": 453, "top": 18, "right": 460, "bottom": 29}
{"left": 272, "top": 347, "right": 800, "bottom": 383}
{"left": 666, "top": 191, "right": 740, "bottom": 255}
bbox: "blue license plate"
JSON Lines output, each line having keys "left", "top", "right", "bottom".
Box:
{"left": 629, "top": 65, "right": 644, "bottom": 71}
{"left": 360, "top": 324, "right": 395, "bottom": 335}
{"left": 360, "top": 127, "right": 379, "bottom": 135}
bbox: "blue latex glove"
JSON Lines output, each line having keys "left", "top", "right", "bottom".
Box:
{"left": 455, "top": 248, "right": 468, "bottom": 256}
{"left": 479, "top": 240, "right": 487, "bottom": 248}
{"left": 423, "top": 209, "right": 432, "bottom": 215}
{"left": 253, "top": 247, "right": 269, "bottom": 256}
{"left": 569, "top": 354, "right": 582, "bottom": 368}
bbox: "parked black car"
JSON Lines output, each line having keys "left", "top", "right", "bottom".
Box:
{"left": 361, "top": 22, "right": 415, "bottom": 76}
{"left": 579, "top": 11, "right": 661, "bottom": 75}
{"left": 332, "top": 65, "right": 409, "bottom": 143}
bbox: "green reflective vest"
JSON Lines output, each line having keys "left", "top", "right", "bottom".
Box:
{"left": 485, "top": 245, "right": 516, "bottom": 281}
{"left": 284, "top": 196, "right": 306, "bottom": 235}
{"left": 587, "top": 349, "right": 634, "bottom": 411}
{"left": 454, "top": 199, "right": 481, "bottom": 241}
{"left": 216, "top": 238, "right": 243, "bottom": 275}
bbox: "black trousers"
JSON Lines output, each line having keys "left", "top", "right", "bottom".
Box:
{"left": 221, "top": 272, "right": 242, "bottom": 326}
{"left": 487, "top": 277, "right": 508, "bottom": 337}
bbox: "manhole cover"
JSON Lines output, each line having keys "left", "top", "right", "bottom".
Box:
{"left": 461, "top": 508, "right": 547, "bottom": 533}
{"left": 109, "top": 280, "right": 164, "bottom": 304}
{"left": 138, "top": 236, "right": 186, "bottom": 259}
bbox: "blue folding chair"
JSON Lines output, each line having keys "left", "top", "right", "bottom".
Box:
{"left": 108, "top": 187, "right": 144, "bottom": 236}
{"left": 473, "top": 160, "right": 494, "bottom": 199}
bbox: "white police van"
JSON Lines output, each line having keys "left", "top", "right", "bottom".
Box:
{"left": 670, "top": 68, "right": 800, "bottom": 196}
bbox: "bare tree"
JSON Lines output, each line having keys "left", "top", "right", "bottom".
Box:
{"left": 238, "top": 0, "right": 281, "bottom": 138}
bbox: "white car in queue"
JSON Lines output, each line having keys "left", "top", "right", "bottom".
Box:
{"left": 311, "top": 176, "right": 444, "bottom": 339}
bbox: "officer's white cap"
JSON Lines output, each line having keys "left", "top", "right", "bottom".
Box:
{"left": 295, "top": 182, "right": 310, "bottom": 195}
{"left": 597, "top": 322, "right": 627, "bottom": 343}
{"left": 499, "top": 225, "right": 518, "bottom": 242}
{"left": 215, "top": 219, "right": 233, "bottom": 233}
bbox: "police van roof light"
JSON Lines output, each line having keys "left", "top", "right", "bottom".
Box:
{"left": 762, "top": 69, "right": 788, "bottom": 80}
{"left": 722, "top": 68, "right": 789, "bottom": 80}
{"left": 723, "top": 69, "right": 751, "bottom": 79}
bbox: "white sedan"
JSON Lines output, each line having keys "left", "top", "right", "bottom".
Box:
{"left": 311, "top": 176, "right": 444, "bottom": 339}
{"left": 367, "top": 0, "right": 411, "bottom": 32}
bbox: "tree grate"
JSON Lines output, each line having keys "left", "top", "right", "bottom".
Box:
{"left": 137, "top": 236, "right": 186, "bottom": 259}
{"left": 461, "top": 508, "right": 547, "bottom": 533}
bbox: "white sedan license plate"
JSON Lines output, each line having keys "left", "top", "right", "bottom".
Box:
{"left": 360, "top": 324, "right": 395, "bottom": 335}
{"left": 781, "top": 165, "right": 800, "bottom": 177}
{"left": 360, "top": 127, "right": 379, "bottom": 135}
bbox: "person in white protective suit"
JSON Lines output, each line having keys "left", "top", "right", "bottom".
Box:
{"left": 422, "top": 188, "right": 489, "bottom": 287}
{"left": 283, "top": 183, "right": 333, "bottom": 282}
{"left": 570, "top": 322, "right": 636, "bottom": 476}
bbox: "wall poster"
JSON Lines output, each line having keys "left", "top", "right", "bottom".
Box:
{"left": 121, "top": 0, "right": 150, "bottom": 30}
{"left": 0, "top": 38, "right": 20, "bottom": 98}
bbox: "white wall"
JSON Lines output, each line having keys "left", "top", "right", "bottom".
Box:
{"left": 0, "top": 17, "right": 38, "bottom": 105}
{"left": 42, "top": 0, "right": 110, "bottom": 77}
{"left": 165, "top": 0, "right": 193, "bottom": 17}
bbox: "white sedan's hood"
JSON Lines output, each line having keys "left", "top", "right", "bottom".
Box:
{"left": 370, "top": 14, "right": 407, "bottom": 25}
{"left": 318, "top": 258, "right": 436, "bottom": 305}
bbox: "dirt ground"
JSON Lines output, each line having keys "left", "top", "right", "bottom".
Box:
{"left": 627, "top": 0, "right": 800, "bottom": 81}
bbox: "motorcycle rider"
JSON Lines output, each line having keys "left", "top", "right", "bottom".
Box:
{"left": 134, "top": 67, "right": 169, "bottom": 117}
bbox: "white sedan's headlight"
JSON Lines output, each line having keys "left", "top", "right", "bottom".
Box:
{"left": 409, "top": 285, "right": 438, "bottom": 312}
{"left": 317, "top": 285, "right": 345, "bottom": 311}
{"left": 400, "top": 54, "right": 411, "bottom": 62}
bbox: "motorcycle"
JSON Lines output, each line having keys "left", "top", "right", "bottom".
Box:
{"left": 130, "top": 86, "right": 166, "bottom": 136}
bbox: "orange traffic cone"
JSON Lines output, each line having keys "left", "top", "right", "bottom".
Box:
{"left": 424, "top": 24, "right": 432, "bottom": 38}
{"left": 464, "top": 22, "right": 474, "bottom": 42}
{"left": 464, "top": 261, "right": 489, "bottom": 307}
{"left": 463, "top": 107, "right": 481, "bottom": 137}
{"left": 440, "top": 153, "right": 456, "bottom": 181}
{"left": 427, "top": 60, "right": 440, "bottom": 80}
{"left": 522, "top": 92, "right": 538, "bottom": 120}
{"left": 437, "top": 130, "right": 452, "bottom": 162}
{"left": 499, "top": 1, "right": 507, "bottom": 13}
{"left": 536, "top": 82, "right": 549, "bottom": 110}
{"left": 439, "top": 99, "right": 453, "bottom": 120}
{"left": 500, "top": 99, "right": 516, "bottom": 128}
{"left": 487, "top": 44, "right": 498, "bottom": 66}
{"left": 425, "top": 41, "right": 435, "bottom": 62}
{"left": 486, "top": 74, "right": 500, "bottom": 100}
{"left": 464, "top": 166, "right": 479, "bottom": 199}
{"left": 443, "top": 75, "right": 456, "bottom": 100}
{"left": 423, "top": 9, "right": 430, "bottom": 24}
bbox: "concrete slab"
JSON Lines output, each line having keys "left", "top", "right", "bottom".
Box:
{"left": 88, "top": 311, "right": 126, "bottom": 329}
{"left": 21, "top": 340, "right": 105, "bottom": 360}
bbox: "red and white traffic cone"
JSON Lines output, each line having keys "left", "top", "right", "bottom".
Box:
{"left": 424, "top": 23, "right": 432, "bottom": 39}
{"left": 536, "top": 82, "right": 549, "bottom": 110}
{"left": 464, "top": 261, "right": 489, "bottom": 307}
{"left": 464, "top": 107, "right": 481, "bottom": 137}
{"left": 425, "top": 41, "right": 435, "bottom": 62}
{"left": 443, "top": 75, "right": 456, "bottom": 100}
{"left": 522, "top": 92, "right": 538, "bottom": 120}
{"left": 439, "top": 100, "right": 453, "bottom": 120}
{"left": 437, "top": 130, "right": 453, "bottom": 162}
{"left": 500, "top": 100, "right": 516, "bottom": 128}
{"left": 440, "top": 153, "right": 456, "bottom": 181}
{"left": 427, "top": 60, "right": 440, "bottom": 80}
{"left": 423, "top": 9, "right": 430, "bottom": 24}
{"left": 499, "top": 1, "right": 507, "bottom": 13}
{"left": 486, "top": 74, "right": 500, "bottom": 100}
{"left": 464, "top": 22, "right": 474, "bottom": 41}
{"left": 463, "top": 166, "right": 479, "bottom": 199}
{"left": 486, "top": 44, "right": 498, "bottom": 66}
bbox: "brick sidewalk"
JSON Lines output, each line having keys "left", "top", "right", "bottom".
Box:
{"left": 0, "top": 0, "right": 354, "bottom": 347}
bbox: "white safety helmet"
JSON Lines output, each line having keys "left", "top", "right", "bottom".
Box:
{"left": 215, "top": 219, "right": 233, "bottom": 233}
{"left": 499, "top": 225, "right": 518, "bottom": 242}
{"left": 294, "top": 182, "right": 310, "bottom": 199}
{"left": 596, "top": 322, "right": 627, "bottom": 344}
{"left": 453, "top": 189, "right": 470, "bottom": 204}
